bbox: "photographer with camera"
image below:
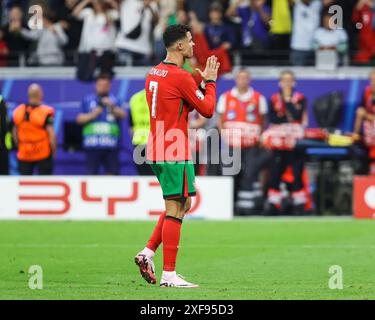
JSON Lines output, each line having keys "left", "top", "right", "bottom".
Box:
{"left": 76, "top": 73, "right": 126, "bottom": 175}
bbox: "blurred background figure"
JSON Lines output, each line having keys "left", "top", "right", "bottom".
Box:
{"left": 50, "top": 0, "right": 83, "bottom": 65}
{"left": 290, "top": 0, "right": 322, "bottom": 66}
{"left": 204, "top": 2, "right": 236, "bottom": 52}
{"left": 266, "top": 71, "right": 308, "bottom": 215}
{"left": 76, "top": 73, "right": 126, "bottom": 175}
{"left": 313, "top": 11, "right": 349, "bottom": 67}
{"left": 353, "top": 70, "right": 375, "bottom": 175}
{"left": 0, "top": 5, "right": 30, "bottom": 66}
{"left": 153, "top": 0, "right": 177, "bottom": 64}
{"left": 116, "top": 0, "right": 159, "bottom": 66}
{"left": 269, "top": 0, "right": 292, "bottom": 64}
{"left": 0, "top": 93, "right": 11, "bottom": 174}
{"left": 352, "top": 0, "right": 375, "bottom": 64}
{"left": 129, "top": 88, "right": 153, "bottom": 175}
{"left": 20, "top": 10, "right": 68, "bottom": 66}
{"left": 73, "top": 0, "right": 119, "bottom": 81}
{"left": 12, "top": 84, "right": 56, "bottom": 175}
{"left": 226, "top": 0, "right": 272, "bottom": 64}
{"left": 217, "top": 68, "right": 270, "bottom": 215}
{"left": 181, "top": 0, "right": 212, "bottom": 23}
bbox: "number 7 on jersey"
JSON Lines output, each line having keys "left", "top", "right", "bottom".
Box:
{"left": 149, "top": 81, "right": 158, "bottom": 118}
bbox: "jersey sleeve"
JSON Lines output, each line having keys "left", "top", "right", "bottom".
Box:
{"left": 178, "top": 73, "right": 217, "bottom": 119}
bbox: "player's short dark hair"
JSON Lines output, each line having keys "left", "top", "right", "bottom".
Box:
{"left": 163, "top": 24, "right": 191, "bottom": 49}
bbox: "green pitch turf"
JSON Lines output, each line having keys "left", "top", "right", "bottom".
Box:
{"left": 0, "top": 218, "right": 374, "bottom": 300}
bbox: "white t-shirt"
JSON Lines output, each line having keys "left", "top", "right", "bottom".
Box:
{"left": 291, "top": 0, "right": 322, "bottom": 51}
{"left": 313, "top": 27, "right": 348, "bottom": 48}
{"left": 216, "top": 87, "right": 268, "bottom": 115}
{"left": 78, "top": 8, "right": 119, "bottom": 53}
{"left": 115, "top": 0, "right": 159, "bottom": 55}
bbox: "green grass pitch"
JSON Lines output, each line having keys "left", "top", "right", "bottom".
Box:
{"left": 0, "top": 218, "right": 374, "bottom": 300}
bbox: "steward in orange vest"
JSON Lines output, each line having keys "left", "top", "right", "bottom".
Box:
{"left": 217, "top": 69, "right": 270, "bottom": 215}
{"left": 12, "top": 84, "right": 56, "bottom": 175}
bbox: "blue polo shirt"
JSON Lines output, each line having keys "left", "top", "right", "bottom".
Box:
{"left": 81, "top": 93, "right": 122, "bottom": 149}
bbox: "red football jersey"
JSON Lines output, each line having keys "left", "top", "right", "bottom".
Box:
{"left": 145, "top": 61, "right": 217, "bottom": 162}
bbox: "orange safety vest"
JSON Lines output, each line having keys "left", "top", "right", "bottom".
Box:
{"left": 13, "top": 104, "right": 54, "bottom": 161}
{"left": 222, "top": 89, "right": 263, "bottom": 148}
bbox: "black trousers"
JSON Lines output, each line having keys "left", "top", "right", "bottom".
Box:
{"left": 234, "top": 146, "right": 272, "bottom": 214}
{"left": 268, "top": 149, "right": 304, "bottom": 192}
{"left": 18, "top": 156, "right": 53, "bottom": 175}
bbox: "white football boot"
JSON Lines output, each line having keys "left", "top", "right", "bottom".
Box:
{"left": 160, "top": 272, "right": 199, "bottom": 288}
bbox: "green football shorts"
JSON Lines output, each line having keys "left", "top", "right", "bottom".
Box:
{"left": 148, "top": 161, "right": 196, "bottom": 200}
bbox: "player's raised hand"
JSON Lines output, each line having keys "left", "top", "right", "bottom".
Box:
{"left": 195, "top": 55, "right": 220, "bottom": 82}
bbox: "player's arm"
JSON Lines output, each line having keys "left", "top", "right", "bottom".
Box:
{"left": 45, "top": 113, "right": 57, "bottom": 156}
{"left": 179, "top": 56, "right": 220, "bottom": 118}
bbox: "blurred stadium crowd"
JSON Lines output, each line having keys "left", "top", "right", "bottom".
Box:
{"left": 1, "top": 0, "right": 375, "bottom": 70}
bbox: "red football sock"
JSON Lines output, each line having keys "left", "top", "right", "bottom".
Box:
{"left": 162, "top": 216, "right": 182, "bottom": 272}
{"left": 146, "top": 212, "right": 166, "bottom": 252}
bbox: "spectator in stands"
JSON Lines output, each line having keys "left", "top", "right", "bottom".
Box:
{"left": 226, "top": 0, "right": 271, "bottom": 54}
{"left": 116, "top": 0, "right": 159, "bottom": 66}
{"left": 12, "top": 84, "right": 56, "bottom": 175}
{"left": 353, "top": 70, "right": 375, "bottom": 175}
{"left": 322, "top": 0, "right": 357, "bottom": 51}
{"left": 269, "top": 0, "right": 292, "bottom": 64}
{"left": 312, "top": 11, "right": 348, "bottom": 64}
{"left": 20, "top": 11, "right": 69, "bottom": 66}
{"left": 290, "top": 0, "right": 322, "bottom": 66}
{"left": 0, "top": 5, "right": 30, "bottom": 66}
{"left": 217, "top": 68, "right": 269, "bottom": 215}
{"left": 352, "top": 0, "right": 375, "bottom": 64}
{"left": 128, "top": 88, "right": 153, "bottom": 175}
{"left": 0, "top": 93, "right": 11, "bottom": 174}
{"left": 153, "top": 0, "right": 177, "bottom": 64}
{"left": 73, "top": 0, "right": 119, "bottom": 81}
{"left": 189, "top": 11, "right": 232, "bottom": 82}
{"left": 181, "top": 0, "right": 213, "bottom": 23}
{"left": 0, "top": 35, "right": 8, "bottom": 66}
{"left": 354, "top": 70, "right": 375, "bottom": 136}
{"left": 53, "top": 0, "right": 83, "bottom": 65}
{"left": 76, "top": 73, "right": 126, "bottom": 175}
{"left": 204, "top": 2, "right": 236, "bottom": 51}
{"left": 266, "top": 71, "right": 308, "bottom": 215}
